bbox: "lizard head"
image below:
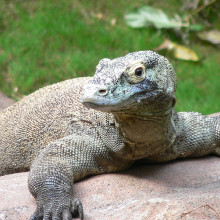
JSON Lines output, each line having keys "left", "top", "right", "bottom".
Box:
{"left": 81, "top": 51, "right": 176, "bottom": 114}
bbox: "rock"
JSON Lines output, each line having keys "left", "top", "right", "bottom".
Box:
{"left": 209, "top": 112, "right": 220, "bottom": 118}
{"left": 75, "top": 156, "right": 220, "bottom": 220}
{"left": 0, "top": 156, "right": 220, "bottom": 220}
{"left": 0, "top": 172, "right": 35, "bottom": 220}
{"left": 0, "top": 98, "right": 219, "bottom": 220}
{"left": 0, "top": 92, "right": 15, "bottom": 111}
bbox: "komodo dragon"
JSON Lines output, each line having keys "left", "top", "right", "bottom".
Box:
{"left": 0, "top": 51, "right": 219, "bottom": 220}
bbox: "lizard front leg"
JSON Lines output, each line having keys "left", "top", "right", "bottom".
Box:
{"left": 28, "top": 134, "right": 107, "bottom": 220}
{"left": 29, "top": 159, "right": 83, "bottom": 220}
{"left": 145, "top": 113, "right": 220, "bottom": 163}
{"left": 173, "top": 112, "right": 220, "bottom": 159}
{"left": 28, "top": 136, "right": 85, "bottom": 220}
{"left": 28, "top": 133, "right": 129, "bottom": 220}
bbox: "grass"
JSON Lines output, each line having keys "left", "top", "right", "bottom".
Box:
{"left": 0, "top": 0, "right": 219, "bottom": 114}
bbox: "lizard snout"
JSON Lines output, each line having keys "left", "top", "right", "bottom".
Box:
{"left": 81, "top": 84, "right": 109, "bottom": 106}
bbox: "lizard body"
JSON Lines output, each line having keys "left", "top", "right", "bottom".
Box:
{"left": 0, "top": 51, "right": 219, "bottom": 220}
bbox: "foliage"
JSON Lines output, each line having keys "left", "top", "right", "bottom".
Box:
{"left": 0, "top": 0, "right": 219, "bottom": 114}
{"left": 197, "top": 30, "right": 220, "bottom": 44}
{"left": 125, "top": 2, "right": 220, "bottom": 61}
{"left": 155, "top": 40, "right": 199, "bottom": 61}
{"left": 125, "top": 6, "right": 202, "bottom": 30}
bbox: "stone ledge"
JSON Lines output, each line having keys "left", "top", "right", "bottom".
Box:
{"left": 0, "top": 156, "right": 220, "bottom": 220}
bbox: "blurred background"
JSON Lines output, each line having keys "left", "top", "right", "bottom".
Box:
{"left": 0, "top": 0, "right": 219, "bottom": 114}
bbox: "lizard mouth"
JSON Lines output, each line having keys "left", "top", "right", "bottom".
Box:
{"left": 81, "top": 89, "right": 161, "bottom": 112}
{"left": 82, "top": 102, "right": 104, "bottom": 109}
{"left": 82, "top": 99, "right": 131, "bottom": 112}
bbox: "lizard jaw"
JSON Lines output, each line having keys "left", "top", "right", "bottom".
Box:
{"left": 81, "top": 88, "right": 162, "bottom": 113}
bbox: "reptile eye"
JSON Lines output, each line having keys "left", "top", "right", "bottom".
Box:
{"left": 135, "top": 67, "right": 144, "bottom": 77}
{"left": 126, "top": 62, "right": 146, "bottom": 84}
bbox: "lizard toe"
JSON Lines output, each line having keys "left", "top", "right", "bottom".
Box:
{"left": 29, "top": 208, "right": 44, "bottom": 220}
{"left": 62, "top": 209, "right": 72, "bottom": 220}
{"left": 71, "top": 198, "right": 83, "bottom": 220}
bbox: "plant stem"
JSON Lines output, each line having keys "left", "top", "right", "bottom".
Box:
{"left": 188, "top": 0, "right": 217, "bottom": 19}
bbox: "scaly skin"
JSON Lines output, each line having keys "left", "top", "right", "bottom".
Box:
{"left": 0, "top": 51, "right": 219, "bottom": 220}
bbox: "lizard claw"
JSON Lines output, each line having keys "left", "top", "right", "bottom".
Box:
{"left": 29, "top": 198, "right": 84, "bottom": 220}
{"left": 71, "top": 198, "right": 83, "bottom": 220}
{"left": 29, "top": 208, "right": 43, "bottom": 220}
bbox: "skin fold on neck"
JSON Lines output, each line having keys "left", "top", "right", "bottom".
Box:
{"left": 111, "top": 103, "right": 177, "bottom": 160}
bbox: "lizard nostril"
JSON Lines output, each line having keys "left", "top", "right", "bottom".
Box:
{"left": 98, "top": 89, "right": 108, "bottom": 96}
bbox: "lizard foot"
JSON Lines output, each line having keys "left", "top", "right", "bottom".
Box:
{"left": 29, "top": 198, "right": 83, "bottom": 220}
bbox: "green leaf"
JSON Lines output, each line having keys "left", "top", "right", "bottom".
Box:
{"left": 124, "top": 12, "right": 150, "bottom": 28}
{"left": 188, "top": 24, "right": 203, "bottom": 31}
{"left": 125, "top": 6, "right": 185, "bottom": 29}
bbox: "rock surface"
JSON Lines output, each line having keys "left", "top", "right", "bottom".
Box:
{"left": 0, "top": 92, "right": 15, "bottom": 111}
{"left": 0, "top": 157, "right": 220, "bottom": 220}
{"left": 0, "top": 93, "right": 220, "bottom": 220}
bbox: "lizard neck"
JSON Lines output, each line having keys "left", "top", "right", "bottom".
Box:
{"left": 113, "top": 108, "right": 176, "bottom": 159}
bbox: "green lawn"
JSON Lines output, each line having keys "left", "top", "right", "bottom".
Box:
{"left": 0, "top": 0, "right": 219, "bottom": 114}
